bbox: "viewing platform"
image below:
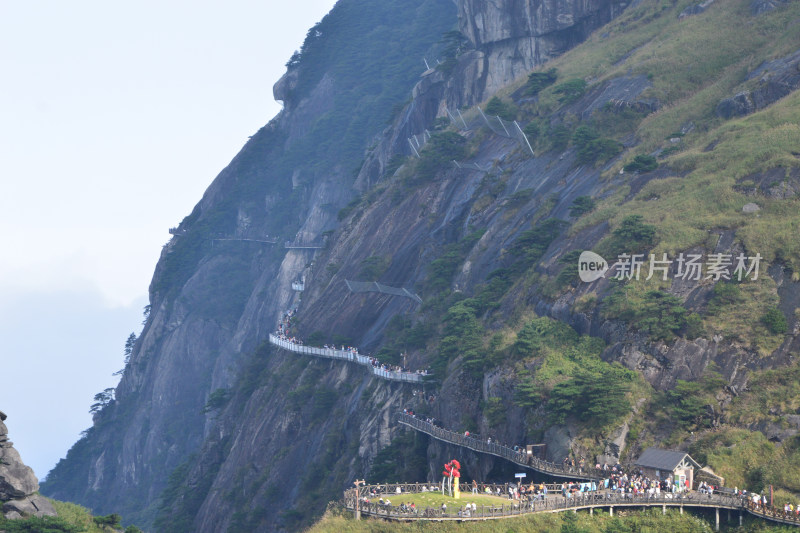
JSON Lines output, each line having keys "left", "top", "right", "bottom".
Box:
{"left": 342, "top": 482, "right": 796, "bottom": 529}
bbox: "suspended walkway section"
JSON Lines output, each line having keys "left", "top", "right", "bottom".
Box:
{"left": 398, "top": 413, "right": 599, "bottom": 481}
{"left": 345, "top": 280, "right": 423, "bottom": 304}
{"left": 268, "top": 334, "right": 426, "bottom": 384}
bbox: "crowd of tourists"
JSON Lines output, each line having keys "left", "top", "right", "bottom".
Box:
{"left": 275, "top": 309, "right": 300, "bottom": 343}
{"left": 357, "top": 473, "right": 800, "bottom": 521}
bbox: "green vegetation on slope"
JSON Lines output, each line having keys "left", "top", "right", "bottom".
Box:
{"left": 376, "top": 0, "right": 800, "bottom": 499}
{"left": 545, "top": 0, "right": 800, "bottom": 352}
{"left": 0, "top": 500, "right": 143, "bottom": 533}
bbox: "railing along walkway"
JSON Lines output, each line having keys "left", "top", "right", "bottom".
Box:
{"left": 398, "top": 413, "right": 599, "bottom": 480}
{"left": 285, "top": 241, "right": 324, "bottom": 249}
{"left": 268, "top": 334, "right": 425, "bottom": 383}
{"left": 344, "top": 484, "right": 800, "bottom": 527}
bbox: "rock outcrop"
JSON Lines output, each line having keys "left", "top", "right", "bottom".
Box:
{"left": 449, "top": 0, "right": 630, "bottom": 104}
{"left": 0, "top": 411, "right": 56, "bottom": 519}
{"left": 750, "top": 0, "right": 787, "bottom": 15}
{"left": 716, "top": 48, "right": 800, "bottom": 119}
{"left": 678, "top": 0, "right": 715, "bottom": 19}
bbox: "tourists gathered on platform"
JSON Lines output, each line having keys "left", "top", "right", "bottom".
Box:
{"left": 350, "top": 476, "right": 799, "bottom": 524}
{"left": 599, "top": 471, "right": 680, "bottom": 497}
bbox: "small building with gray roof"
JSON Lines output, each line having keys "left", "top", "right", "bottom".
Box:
{"left": 634, "top": 447, "right": 700, "bottom": 490}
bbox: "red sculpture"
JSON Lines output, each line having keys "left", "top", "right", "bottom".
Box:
{"left": 442, "top": 459, "right": 461, "bottom": 498}
{"left": 442, "top": 459, "right": 461, "bottom": 478}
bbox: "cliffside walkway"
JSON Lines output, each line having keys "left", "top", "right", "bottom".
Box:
{"left": 343, "top": 483, "right": 800, "bottom": 529}
{"left": 398, "top": 413, "right": 600, "bottom": 481}
{"left": 211, "top": 237, "right": 279, "bottom": 245}
{"left": 268, "top": 334, "right": 426, "bottom": 383}
{"left": 285, "top": 240, "right": 324, "bottom": 249}
{"left": 345, "top": 280, "right": 423, "bottom": 304}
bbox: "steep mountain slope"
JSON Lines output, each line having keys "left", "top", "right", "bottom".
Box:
{"left": 43, "top": 0, "right": 800, "bottom": 532}
{"left": 41, "top": 0, "right": 457, "bottom": 527}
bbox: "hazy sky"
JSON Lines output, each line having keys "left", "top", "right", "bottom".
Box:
{"left": 0, "top": 0, "right": 337, "bottom": 478}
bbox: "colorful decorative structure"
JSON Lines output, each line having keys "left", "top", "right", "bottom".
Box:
{"left": 442, "top": 459, "right": 461, "bottom": 499}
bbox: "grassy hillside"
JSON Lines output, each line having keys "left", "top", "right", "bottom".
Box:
{"left": 340, "top": 0, "right": 800, "bottom": 502}
{"left": 0, "top": 499, "right": 143, "bottom": 533}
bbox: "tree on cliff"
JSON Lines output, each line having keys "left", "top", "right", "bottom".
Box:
{"left": 89, "top": 388, "right": 115, "bottom": 415}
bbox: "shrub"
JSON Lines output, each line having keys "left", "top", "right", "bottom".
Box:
{"left": 507, "top": 188, "right": 534, "bottom": 207}
{"left": 525, "top": 67, "right": 558, "bottom": 95}
{"left": 415, "top": 131, "right": 467, "bottom": 181}
{"left": 548, "top": 124, "right": 572, "bottom": 151}
{"left": 707, "top": 282, "right": 742, "bottom": 315}
{"left": 607, "top": 214, "right": 657, "bottom": 256}
{"left": 485, "top": 96, "right": 516, "bottom": 121}
{"left": 523, "top": 121, "right": 540, "bottom": 143}
{"left": 569, "top": 196, "right": 596, "bottom": 217}
{"left": 359, "top": 255, "right": 390, "bottom": 279}
{"left": 553, "top": 78, "right": 587, "bottom": 104}
{"left": 94, "top": 514, "right": 122, "bottom": 528}
{"left": 684, "top": 312, "right": 705, "bottom": 340}
{"left": 484, "top": 397, "right": 507, "bottom": 427}
{"left": 425, "top": 230, "right": 484, "bottom": 293}
{"left": 577, "top": 137, "right": 622, "bottom": 165}
{"left": 666, "top": 371, "right": 726, "bottom": 430}
{"left": 337, "top": 196, "right": 361, "bottom": 221}
{"left": 201, "top": 388, "right": 231, "bottom": 414}
{"left": 0, "top": 516, "right": 83, "bottom": 532}
{"left": 383, "top": 154, "right": 406, "bottom": 177}
{"left": 624, "top": 154, "right": 659, "bottom": 173}
{"left": 555, "top": 250, "right": 583, "bottom": 287}
{"left": 762, "top": 306, "right": 788, "bottom": 335}
{"left": 509, "top": 219, "right": 568, "bottom": 271}
{"left": 436, "top": 30, "right": 468, "bottom": 76}
{"left": 637, "top": 290, "right": 688, "bottom": 342}
{"left": 548, "top": 364, "right": 634, "bottom": 428}
{"left": 572, "top": 125, "right": 598, "bottom": 148}
{"left": 436, "top": 300, "right": 484, "bottom": 376}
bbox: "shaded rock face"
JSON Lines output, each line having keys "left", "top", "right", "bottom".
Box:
{"left": 678, "top": 0, "right": 715, "bottom": 19}
{"left": 0, "top": 415, "right": 56, "bottom": 519}
{"left": 750, "top": 0, "right": 787, "bottom": 15}
{"left": 451, "top": 0, "right": 629, "bottom": 103}
{"left": 717, "top": 47, "right": 800, "bottom": 118}
{"left": 736, "top": 167, "right": 800, "bottom": 200}
{"left": 353, "top": 0, "right": 634, "bottom": 191}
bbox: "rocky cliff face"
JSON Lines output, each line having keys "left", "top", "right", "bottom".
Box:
{"left": 447, "top": 0, "right": 629, "bottom": 105}
{"left": 41, "top": 0, "right": 800, "bottom": 531}
{"left": 41, "top": 0, "right": 459, "bottom": 529}
{"left": 0, "top": 411, "right": 56, "bottom": 520}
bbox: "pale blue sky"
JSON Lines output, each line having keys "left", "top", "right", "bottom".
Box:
{"left": 0, "top": 0, "right": 337, "bottom": 478}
